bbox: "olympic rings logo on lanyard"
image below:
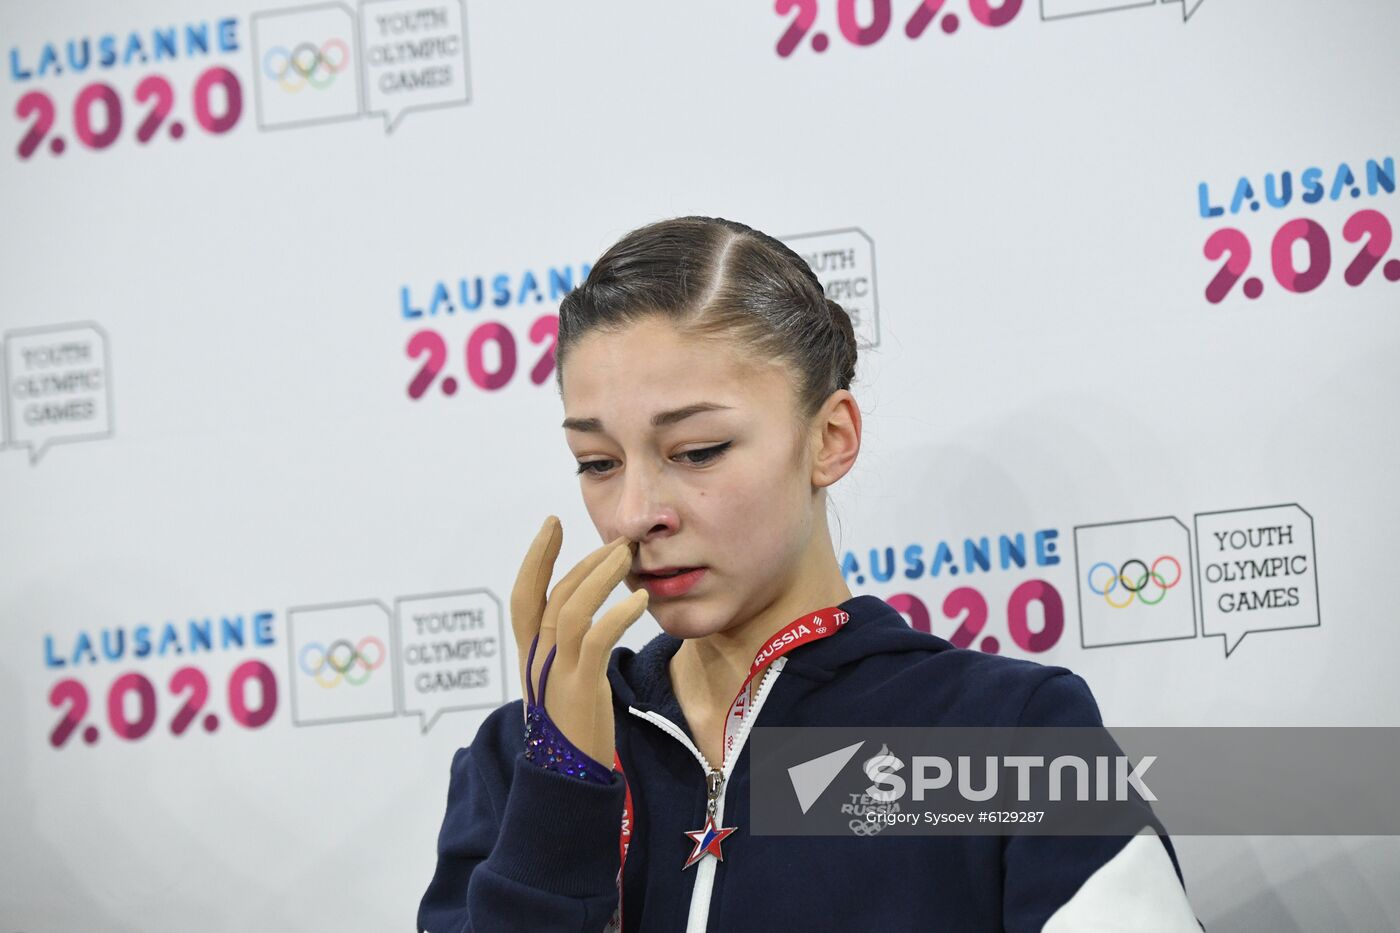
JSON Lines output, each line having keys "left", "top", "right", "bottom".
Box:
{"left": 1086, "top": 556, "right": 1182, "bottom": 608}
{"left": 262, "top": 39, "right": 350, "bottom": 92}
{"left": 298, "top": 636, "right": 385, "bottom": 688}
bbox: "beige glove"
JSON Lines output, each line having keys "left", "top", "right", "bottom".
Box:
{"left": 510, "top": 515, "right": 650, "bottom": 769}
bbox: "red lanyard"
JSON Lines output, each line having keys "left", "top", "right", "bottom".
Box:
{"left": 604, "top": 605, "right": 850, "bottom": 931}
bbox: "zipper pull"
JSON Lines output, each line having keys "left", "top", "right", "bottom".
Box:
{"left": 706, "top": 768, "right": 724, "bottom": 817}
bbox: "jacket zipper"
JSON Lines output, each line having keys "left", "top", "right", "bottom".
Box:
{"left": 626, "top": 656, "right": 788, "bottom": 933}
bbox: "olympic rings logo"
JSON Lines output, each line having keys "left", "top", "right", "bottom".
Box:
{"left": 298, "top": 636, "right": 385, "bottom": 688}
{"left": 262, "top": 39, "right": 350, "bottom": 92}
{"left": 1086, "top": 556, "right": 1182, "bottom": 608}
{"left": 848, "top": 819, "right": 884, "bottom": 836}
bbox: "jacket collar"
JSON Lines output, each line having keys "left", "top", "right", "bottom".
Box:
{"left": 606, "top": 594, "right": 948, "bottom": 717}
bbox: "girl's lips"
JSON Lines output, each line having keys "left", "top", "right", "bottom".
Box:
{"left": 633, "top": 567, "right": 707, "bottom": 598}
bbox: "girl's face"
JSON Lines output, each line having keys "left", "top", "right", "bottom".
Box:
{"left": 560, "top": 316, "right": 820, "bottom": 639}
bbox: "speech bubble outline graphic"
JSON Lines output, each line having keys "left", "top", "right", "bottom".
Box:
{"left": 250, "top": 3, "right": 363, "bottom": 131}
{"left": 1161, "top": 0, "right": 1208, "bottom": 21}
{"left": 1040, "top": 0, "right": 1154, "bottom": 20}
{"left": 1194, "top": 503, "right": 1320, "bottom": 657}
{"left": 286, "top": 599, "right": 398, "bottom": 726}
{"left": 3, "top": 322, "right": 113, "bottom": 464}
{"left": 1073, "top": 516, "right": 1197, "bottom": 650}
{"left": 394, "top": 588, "right": 505, "bottom": 733}
{"left": 781, "top": 227, "right": 881, "bottom": 349}
{"left": 1040, "top": 0, "right": 1206, "bottom": 22}
{"left": 358, "top": 0, "right": 471, "bottom": 133}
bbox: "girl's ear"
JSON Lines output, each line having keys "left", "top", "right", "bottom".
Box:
{"left": 810, "top": 390, "right": 861, "bottom": 489}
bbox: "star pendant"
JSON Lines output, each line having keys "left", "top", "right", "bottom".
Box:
{"left": 682, "top": 814, "right": 737, "bottom": 869}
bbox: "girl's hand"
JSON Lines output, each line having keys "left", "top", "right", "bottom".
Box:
{"left": 510, "top": 516, "right": 650, "bottom": 769}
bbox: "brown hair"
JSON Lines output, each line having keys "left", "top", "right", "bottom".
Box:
{"left": 556, "top": 216, "right": 857, "bottom": 419}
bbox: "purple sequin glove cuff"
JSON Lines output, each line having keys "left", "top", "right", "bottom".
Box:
{"left": 521, "top": 633, "right": 614, "bottom": 784}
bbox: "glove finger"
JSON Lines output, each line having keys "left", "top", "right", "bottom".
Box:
{"left": 509, "top": 516, "right": 562, "bottom": 701}
{"left": 556, "top": 543, "right": 634, "bottom": 664}
{"left": 578, "top": 588, "right": 649, "bottom": 672}
{"left": 538, "top": 535, "right": 627, "bottom": 671}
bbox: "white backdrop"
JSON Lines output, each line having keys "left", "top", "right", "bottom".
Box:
{"left": 3, "top": 0, "right": 1399, "bottom": 929}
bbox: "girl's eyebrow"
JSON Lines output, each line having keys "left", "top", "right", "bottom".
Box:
{"left": 562, "top": 402, "right": 732, "bottom": 433}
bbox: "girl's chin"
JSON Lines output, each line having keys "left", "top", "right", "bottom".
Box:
{"left": 651, "top": 604, "right": 730, "bottom": 641}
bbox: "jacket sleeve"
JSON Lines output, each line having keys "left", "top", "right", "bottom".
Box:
{"left": 1001, "top": 672, "right": 1206, "bottom": 933}
{"left": 417, "top": 701, "right": 627, "bottom": 933}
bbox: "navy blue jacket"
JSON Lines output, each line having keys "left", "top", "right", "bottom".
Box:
{"left": 419, "top": 594, "right": 1202, "bottom": 932}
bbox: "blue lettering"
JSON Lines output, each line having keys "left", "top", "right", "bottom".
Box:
{"left": 73, "top": 632, "right": 97, "bottom": 665}
{"left": 548, "top": 266, "right": 575, "bottom": 299}
{"left": 36, "top": 43, "right": 61, "bottom": 77}
{"left": 39, "top": 612, "right": 271, "bottom": 668}
{"left": 868, "top": 547, "right": 895, "bottom": 583}
{"left": 1229, "top": 178, "right": 1255, "bottom": 214}
{"left": 123, "top": 32, "right": 147, "bottom": 65}
{"left": 188, "top": 618, "right": 213, "bottom": 652}
{"left": 185, "top": 23, "right": 209, "bottom": 56}
{"left": 1367, "top": 157, "right": 1396, "bottom": 195}
{"left": 65, "top": 39, "right": 91, "bottom": 72}
{"left": 998, "top": 533, "right": 1027, "bottom": 570}
{"left": 518, "top": 270, "right": 543, "bottom": 304}
{"left": 1035, "top": 528, "right": 1060, "bottom": 566}
{"left": 491, "top": 273, "right": 511, "bottom": 307}
{"left": 840, "top": 551, "right": 860, "bottom": 581}
{"left": 1330, "top": 163, "right": 1357, "bottom": 200}
{"left": 98, "top": 35, "right": 117, "bottom": 67}
{"left": 929, "top": 541, "right": 956, "bottom": 577}
{"left": 963, "top": 537, "right": 991, "bottom": 574}
{"left": 459, "top": 277, "right": 484, "bottom": 310}
{"left": 1264, "top": 172, "right": 1292, "bottom": 209}
{"left": 430, "top": 281, "right": 453, "bottom": 316}
{"left": 217, "top": 17, "right": 239, "bottom": 52}
{"left": 1301, "top": 167, "right": 1325, "bottom": 204}
{"left": 254, "top": 611, "right": 275, "bottom": 645}
{"left": 221, "top": 615, "right": 245, "bottom": 648}
{"left": 101, "top": 628, "right": 125, "bottom": 661}
{"left": 902, "top": 544, "right": 925, "bottom": 579}
{"left": 9, "top": 48, "right": 32, "bottom": 80}
{"left": 401, "top": 264, "right": 592, "bottom": 321}
{"left": 1196, "top": 182, "right": 1223, "bottom": 219}
{"left": 154, "top": 28, "right": 178, "bottom": 61}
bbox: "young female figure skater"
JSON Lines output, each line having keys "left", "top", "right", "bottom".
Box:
{"left": 418, "top": 216, "right": 1202, "bottom": 932}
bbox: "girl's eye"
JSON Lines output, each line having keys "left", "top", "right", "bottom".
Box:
{"left": 575, "top": 459, "right": 617, "bottom": 476}
{"left": 575, "top": 442, "right": 731, "bottom": 476}
{"left": 675, "top": 441, "right": 732, "bottom": 466}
